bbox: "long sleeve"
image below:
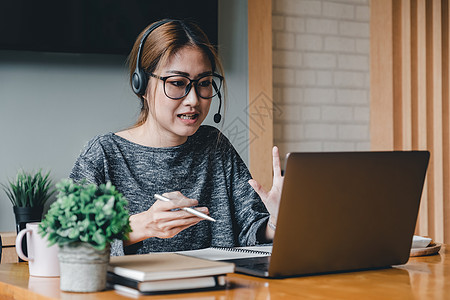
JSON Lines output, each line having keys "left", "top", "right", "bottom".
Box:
{"left": 218, "top": 136, "right": 270, "bottom": 246}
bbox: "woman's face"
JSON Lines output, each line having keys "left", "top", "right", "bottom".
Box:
{"left": 145, "top": 46, "right": 213, "bottom": 146}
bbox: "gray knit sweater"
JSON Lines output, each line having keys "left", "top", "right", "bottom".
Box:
{"left": 69, "top": 125, "right": 270, "bottom": 256}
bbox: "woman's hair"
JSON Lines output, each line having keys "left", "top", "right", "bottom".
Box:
{"left": 127, "top": 19, "right": 225, "bottom": 127}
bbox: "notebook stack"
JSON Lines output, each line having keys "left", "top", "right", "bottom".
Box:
{"left": 107, "top": 252, "right": 235, "bottom": 295}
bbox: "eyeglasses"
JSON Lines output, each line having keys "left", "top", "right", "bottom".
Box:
{"left": 149, "top": 73, "right": 223, "bottom": 100}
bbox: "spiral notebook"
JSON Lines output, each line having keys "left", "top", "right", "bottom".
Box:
{"left": 181, "top": 151, "right": 430, "bottom": 278}
{"left": 176, "top": 245, "right": 272, "bottom": 261}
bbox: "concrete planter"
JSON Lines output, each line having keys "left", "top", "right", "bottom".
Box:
{"left": 58, "top": 242, "right": 110, "bottom": 292}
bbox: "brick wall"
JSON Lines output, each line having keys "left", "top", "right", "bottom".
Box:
{"left": 272, "top": 0, "right": 370, "bottom": 165}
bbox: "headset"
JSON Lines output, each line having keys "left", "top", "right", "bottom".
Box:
{"left": 132, "top": 19, "right": 222, "bottom": 123}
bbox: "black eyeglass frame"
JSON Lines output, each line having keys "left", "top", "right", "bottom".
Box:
{"left": 148, "top": 72, "right": 224, "bottom": 100}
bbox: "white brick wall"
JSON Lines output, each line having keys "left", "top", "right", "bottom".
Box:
{"left": 273, "top": 0, "right": 370, "bottom": 164}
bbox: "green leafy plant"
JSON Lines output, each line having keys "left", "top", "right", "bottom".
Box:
{"left": 39, "top": 179, "right": 132, "bottom": 250}
{"left": 2, "top": 169, "right": 56, "bottom": 207}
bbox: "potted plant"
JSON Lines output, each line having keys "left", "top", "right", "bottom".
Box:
{"left": 2, "top": 169, "right": 55, "bottom": 260}
{"left": 39, "top": 179, "right": 131, "bottom": 292}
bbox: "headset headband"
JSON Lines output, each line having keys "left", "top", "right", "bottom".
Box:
{"left": 132, "top": 19, "right": 175, "bottom": 95}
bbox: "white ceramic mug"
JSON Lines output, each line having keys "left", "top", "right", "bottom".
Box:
{"left": 15, "top": 222, "right": 60, "bottom": 277}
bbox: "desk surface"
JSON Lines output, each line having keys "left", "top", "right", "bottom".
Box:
{"left": 0, "top": 246, "right": 449, "bottom": 299}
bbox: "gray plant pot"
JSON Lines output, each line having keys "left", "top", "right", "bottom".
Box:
{"left": 58, "top": 242, "right": 110, "bottom": 292}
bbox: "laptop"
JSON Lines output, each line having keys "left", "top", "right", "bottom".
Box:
{"left": 227, "top": 151, "right": 430, "bottom": 278}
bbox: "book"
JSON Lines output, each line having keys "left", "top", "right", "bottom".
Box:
{"left": 108, "top": 252, "right": 234, "bottom": 282}
{"left": 176, "top": 245, "right": 273, "bottom": 261}
{"left": 107, "top": 272, "right": 226, "bottom": 294}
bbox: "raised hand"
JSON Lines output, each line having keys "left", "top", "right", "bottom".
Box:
{"left": 248, "top": 146, "right": 284, "bottom": 233}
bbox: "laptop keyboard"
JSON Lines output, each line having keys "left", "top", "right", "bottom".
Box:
{"left": 225, "top": 256, "right": 271, "bottom": 273}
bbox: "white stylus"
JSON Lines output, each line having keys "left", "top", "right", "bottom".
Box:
{"left": 154, "top": 194, "right": 216, "bottom": 222}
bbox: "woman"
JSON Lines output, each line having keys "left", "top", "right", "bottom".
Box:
{"left": 69, "top": 19, "right": 283, "bottom": 256}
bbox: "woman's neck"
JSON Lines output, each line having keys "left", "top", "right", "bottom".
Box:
{"left": 117, "top": 123, "right": 188, "bottom": 148}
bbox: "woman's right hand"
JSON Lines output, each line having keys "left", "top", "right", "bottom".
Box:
{"left": 124, "top": 191, "right": 209, "bottom": 246}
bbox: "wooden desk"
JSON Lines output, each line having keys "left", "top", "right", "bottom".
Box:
{"left": 0, "top": 246, "right": 449, "bottom": 299}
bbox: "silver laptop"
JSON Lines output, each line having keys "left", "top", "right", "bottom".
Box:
{"left": 227, "top": 151, "right": 430, "bottom": 278}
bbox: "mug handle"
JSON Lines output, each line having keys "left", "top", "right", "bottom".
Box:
{"left": 15, "top": 228, "right": 32, "bottom": 261}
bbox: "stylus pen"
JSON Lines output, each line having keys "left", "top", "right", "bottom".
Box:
{"left": 154, "top": 194, "right": 216, "bottom": 222}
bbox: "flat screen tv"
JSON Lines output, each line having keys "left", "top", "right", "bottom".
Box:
{"left": 0, "top": 0, "right": 218, "bottom": 55}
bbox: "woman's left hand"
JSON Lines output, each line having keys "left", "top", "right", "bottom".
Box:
{"left": 248, "top": 146, "right": 284, "bottom": 227}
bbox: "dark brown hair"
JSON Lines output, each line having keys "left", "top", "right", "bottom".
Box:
{"left": 127, "top": 19, "right": 225, "bottom": 127}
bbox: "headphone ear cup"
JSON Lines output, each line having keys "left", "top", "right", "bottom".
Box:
{"left": 132, "top": 69, "right": 148, "bottom": 95}
{"left": 133, "top": 19, "right": 174, "bottom": 96}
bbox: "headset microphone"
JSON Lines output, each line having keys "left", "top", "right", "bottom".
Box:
{"left": 212, "top": 80, "right": 222, "bottom": 123}
{"left": 213, "top": 91, "right": 222, "bottom": 123}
